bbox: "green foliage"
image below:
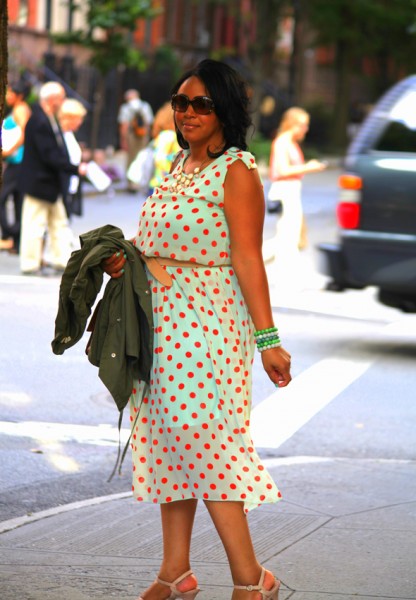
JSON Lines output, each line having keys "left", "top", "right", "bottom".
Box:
{"left": 74, "top": 0, "right": 158, "bottom": 30}
{"left": 303, "top": 100, "right": 333, "bottom": 150}
{"left": 53, "top": 0, "right": 161, "bottom": 74}
{"left": 248, "top": 133, "right": 272, "bottom": 164}
{"left": 306, "top": 0, "right": 416, "bottom": 74}
{"left": 304, "top": 0, "right": 416, "bottom": 149}
{"left": 152, "top": 45, "right": 182, "bottom": 81}
{"left": 248, "top": 132, "right": 330, "bottom": 169}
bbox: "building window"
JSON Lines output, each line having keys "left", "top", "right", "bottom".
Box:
{"left": 18, "top": 0, "right": 29, "bottom": 26}
{"left": 45, "top": 0, "right": 52, "bottom": 31}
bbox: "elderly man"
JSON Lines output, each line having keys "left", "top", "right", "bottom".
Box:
{"left": 117, "top": 89, "right": 153, "bottom": 192}
{"left": 19, "top": 81, "right": 88, "bottom": 275}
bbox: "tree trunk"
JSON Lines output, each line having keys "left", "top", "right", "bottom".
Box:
{"left": 90, "top": 74, "right": 105, "bottom": 151}
{"left": 0, "top": 1, "right": 8, "bottom": 187}
{"left": 331, "top": 39, "right": 351, "bottom": 150}
{"left": 247, "top": 0, "right": 285, "bottom": 134}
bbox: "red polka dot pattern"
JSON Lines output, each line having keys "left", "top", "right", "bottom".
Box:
{"left": 130, "top": 148, "right": 281, "bottom": 513}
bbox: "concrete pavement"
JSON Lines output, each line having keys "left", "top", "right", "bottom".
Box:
{"left": 0, "top": 456, "right": 415, "bottom": 599}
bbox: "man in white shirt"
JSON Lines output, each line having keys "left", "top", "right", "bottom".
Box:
{"left": 118, "top": 89, "right": 154, "bottom": 192}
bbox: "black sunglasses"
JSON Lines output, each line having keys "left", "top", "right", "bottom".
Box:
{"left": 171, "top": 93, "right": 215, "bottom": 115}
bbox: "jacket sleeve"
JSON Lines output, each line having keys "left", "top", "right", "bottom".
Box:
{"left": 29, "top": 117, "right": 79, "bottom": 175}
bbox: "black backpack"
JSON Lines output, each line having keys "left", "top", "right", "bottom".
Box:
{"left": 131, "top": 108, "right": 147, "bottom": 137}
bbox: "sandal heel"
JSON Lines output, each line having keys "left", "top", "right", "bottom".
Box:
{"left": 159, "top": 569, "right": 200, "bottom": 600}
{"left": 234, "top": 566, "right": 280, "bottom": 599}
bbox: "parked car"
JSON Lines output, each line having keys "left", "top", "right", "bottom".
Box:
{"left": 318, "top": 74, "right": 416, "bottom": 312}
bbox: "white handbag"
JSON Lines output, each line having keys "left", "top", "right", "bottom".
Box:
{"left": 127, "top": 145, "right": 155, "bottom": 190}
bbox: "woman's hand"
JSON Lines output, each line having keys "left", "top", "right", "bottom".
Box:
{"left": 305, "top": 159, "right": 327, "bottom": 173}
{"left": 102, "top": 251, "right": 126, "bottom": 278}
{"left": 261, "top": 345, "right": 292, "bottom": 388}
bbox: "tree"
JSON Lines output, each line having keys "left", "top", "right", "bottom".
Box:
{"left": 305, "top": 0, "right": 416, "bottom": 148}
{"left": 203, "top": 0, "right": 290, "bottom": 135}
{"left": 54, "top": 0, "right": 161, "bottom": 149}
{"left": 244, "top": 0, "right": 290, "bottom": 130}
{"left": 0, "top": 0, "right": 8, "bottom": 187}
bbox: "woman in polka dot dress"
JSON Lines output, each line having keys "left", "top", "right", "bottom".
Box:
{"left": 104, "top": 59, "right": 292, "bottom": 600}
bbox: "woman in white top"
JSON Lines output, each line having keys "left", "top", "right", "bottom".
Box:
{"left": 268, "top": 107, "right": 326, "bottom": 280}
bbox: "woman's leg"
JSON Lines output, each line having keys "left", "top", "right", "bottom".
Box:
{"left": 276, "top": 182, "right": 302, "bottom": 258}
{"left": 20, "top": 195, "right": 48, "bottom": 273}
{"left": 0, "top": 164, "right": 17, "bottom": 241}
{"left": 204, "top": 500, "right": 277, "bottom": 599}
{"left": 159, "top": 499, "right": 198, "bottom": 577}
{"left": 140, "top": 499, "right": 198, "bottom": 600}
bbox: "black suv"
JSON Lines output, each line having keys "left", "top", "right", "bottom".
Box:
{"left": 318, "top": 74, "right": 416, "bottom": 312}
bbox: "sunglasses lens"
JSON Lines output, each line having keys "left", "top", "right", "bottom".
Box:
{"left": 193, "top": 97, "right": 214, "bottom": 115}
{"left": 172, "top": 94, "right": 188, "bottom": 112}
{"left": 171, "top": 94, "right": 214, "bottom": 115}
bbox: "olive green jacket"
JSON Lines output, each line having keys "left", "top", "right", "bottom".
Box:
{"left": 52, "top": 225, "right": 153, "bottom": 411}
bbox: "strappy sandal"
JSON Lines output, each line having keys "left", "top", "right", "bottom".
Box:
{"left": 234, "top": 566, "right": 280, "bottom": 599}
{"left": 138, "top": 568, "right": 200, "bottom": 600}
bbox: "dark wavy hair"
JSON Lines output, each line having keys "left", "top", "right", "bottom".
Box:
{"left": 9, "top": 81, "right": 30, "bottom": 98}
{"left": 171, "top": 59, "right": 252, "bottom": 157}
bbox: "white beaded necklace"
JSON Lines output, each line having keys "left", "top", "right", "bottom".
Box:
{"left": 169, "top": 154, "right": 211, "bottom": 193}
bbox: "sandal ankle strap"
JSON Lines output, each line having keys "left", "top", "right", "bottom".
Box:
{"left": 234, "top": 583, "right": 262, "bottom": 591}
{"left": 234, "top": 567, "right": 267, "bottom": 592}
{"left": 157, "top": 569, "right": 194, "bottom": 588}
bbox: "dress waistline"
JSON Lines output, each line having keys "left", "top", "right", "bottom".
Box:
{"left": 140, "top": 255, "right": 231, "bottom": 288}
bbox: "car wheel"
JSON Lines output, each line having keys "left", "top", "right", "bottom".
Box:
{"left": 378, "top": 290, "right": 416, "bottom": 313}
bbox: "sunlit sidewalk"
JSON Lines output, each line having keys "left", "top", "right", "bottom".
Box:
{"left": 0, "top": 456, "right": 414, "bottom": 599}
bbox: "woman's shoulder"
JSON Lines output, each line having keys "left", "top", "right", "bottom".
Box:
{"left": 3, "top": 114, "right": 17, "bottom": 129}
{"left": 272, "top": 132, "right": 289, "bottom": 147}
{"left": 222, "top": 147, "right": 257, "bottom": 170}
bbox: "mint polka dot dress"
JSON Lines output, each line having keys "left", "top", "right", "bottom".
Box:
{"left": 131, "top": 147, "right": 282, "bottom": 513}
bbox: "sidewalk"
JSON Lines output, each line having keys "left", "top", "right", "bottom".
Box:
{"left": 1, "top": 456, "right": 415, "bottom": 599}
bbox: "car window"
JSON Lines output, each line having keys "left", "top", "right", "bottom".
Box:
{"left": 374, "top": 90, "right": 416, "bottom": 152}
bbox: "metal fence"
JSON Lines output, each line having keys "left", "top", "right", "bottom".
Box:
{"left": 22, "top": 53, "right": 174, "bottom": 150}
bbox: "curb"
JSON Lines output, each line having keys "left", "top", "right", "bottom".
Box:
{"left": 0, "top": 491, "right": 132, "bottom": 535}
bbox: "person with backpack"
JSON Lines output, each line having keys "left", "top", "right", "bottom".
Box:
{"left": 117, "top": 89, "right": 154, "bottom": 192}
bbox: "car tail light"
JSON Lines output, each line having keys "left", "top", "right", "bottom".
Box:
{"left": 339, "top": 174, "right": 362, "bottom": 190}
{"left": 337, "top": 173, "right": 362, "bottom": 229}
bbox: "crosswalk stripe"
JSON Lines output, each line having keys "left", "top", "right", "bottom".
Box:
{"left": 0, "top": 357, "right": 373, "bottom": 450}
{"left": 251, "top": 356, "right": 372, "bottom": 449}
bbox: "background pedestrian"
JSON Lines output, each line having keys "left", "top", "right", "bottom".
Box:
{"left": 0, "top": 81, "right": 32, "bottom": 253}
{"left": 148, "top": 101, "right": 180, "bottom": 193}
{"left": 268, "top": 107, "right": 327, "bottom": 285}
{"left": 19, "top": 81, "right": 87, "bottom": 276}
{"left": 118, "top": 89, "right": 154, "bottom": 192}
{"left": 58, "top": 98, "right": 88, "bottom": 218}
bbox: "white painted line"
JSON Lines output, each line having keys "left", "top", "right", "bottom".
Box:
{"left": 251, "top": 357, "right": 372, "bottom": 449}
{"left": 0, "top": 275, "right": 52, "bottom": 284}
{"left": 1, "top": 356, "right": 374, "bottom": 451}
{"left": 0, "top": 421, "right": 131, "bottom": 446}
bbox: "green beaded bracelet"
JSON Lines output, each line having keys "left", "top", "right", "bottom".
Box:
{"left": 254, "top": 326, "right": 278, "bottom": 336}
{"left": 257, "top": 340, "right": 282, "bottom": 352}
{"left": 257, "top": 337, "right": 281, "bottom": 348}
{"left": 255, "top": 332, "right": 279, "bottom": 341}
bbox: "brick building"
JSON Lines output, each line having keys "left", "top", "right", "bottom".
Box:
{"left": 7, "top": 0, "right": 359, "bottom": 148}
